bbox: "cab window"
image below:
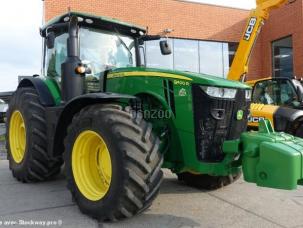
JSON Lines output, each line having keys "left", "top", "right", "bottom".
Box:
{"left": 253, "top": 79, "right": 299, "bottom": 106}
{"left": 44, "top": 33, "right": 68, "bottom": 80}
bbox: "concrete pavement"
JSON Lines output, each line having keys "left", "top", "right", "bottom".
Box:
{"left": 1, "top": 124, "right": 303, "bottom": 227}
{"left": 0, "top": 159, "right": 303, "bottom": 228}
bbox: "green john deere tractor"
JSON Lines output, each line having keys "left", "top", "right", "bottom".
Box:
{"left": 6, "top": 12, "right": 303, "bottom": 221}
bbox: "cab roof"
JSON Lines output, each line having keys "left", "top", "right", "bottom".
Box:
{"left": 41, "top": 11, "right": 146, "bottom": 37}
{"left": 245, "top": 77, "right": 295, "bottom": 87}
{"left": 245, "top": 77, "right": 272, "bottom": 87}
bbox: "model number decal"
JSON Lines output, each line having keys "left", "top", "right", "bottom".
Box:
{"left": 174, "top": 80, "right": 190, "bottom": 86}
{"left": 244, "top": 17, "right": 257, "bottom": 41}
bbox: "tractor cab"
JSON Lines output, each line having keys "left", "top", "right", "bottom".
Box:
{"left": 41, "top": 12, "right": 171, "bottom": 94}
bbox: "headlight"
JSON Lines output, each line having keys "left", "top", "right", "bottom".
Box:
{"left": 200, "top": 86, "right": 237, "bottom": 99}
{"left": 245, "top": 90, "right": 252, "bottom": 100}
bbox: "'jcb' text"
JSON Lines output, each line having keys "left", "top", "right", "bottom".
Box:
{"left": 244, "top": 17, "right": 257, "bottom": 41}
{"left": 248, "top": 116, "right": 265, "bottom": 123}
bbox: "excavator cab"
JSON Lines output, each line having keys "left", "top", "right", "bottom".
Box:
{"left": 252, "top": 78, "right": 302, "bottom": 108}
{"left": 248, "top": 77, "right": 303, "bottom": 137}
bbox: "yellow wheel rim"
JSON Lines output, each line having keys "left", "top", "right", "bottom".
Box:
{"left": 9, "top": 110, "right": 26, "bottom": 164}
{"left": 72, "top": 130, "right": 112, "bottom": 201}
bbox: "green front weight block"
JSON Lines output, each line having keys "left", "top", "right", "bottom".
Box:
{"left": 226, "top": 119, "right": 303, "bottom": 190}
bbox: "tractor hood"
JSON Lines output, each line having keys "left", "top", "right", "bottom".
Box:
{"left": 109, "top": 67, "right": 251, "bottom": 90}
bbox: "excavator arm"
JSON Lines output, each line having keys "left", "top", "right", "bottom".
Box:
{"left": 227, "top": 0, "right": 295, "bottom": 81}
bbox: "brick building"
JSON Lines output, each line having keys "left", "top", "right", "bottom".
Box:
{"left": 44, "top": 0, "right": 303, "bottom": 80}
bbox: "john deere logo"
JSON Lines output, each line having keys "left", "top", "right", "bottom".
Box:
{"left": 179, "top": 88, "right": 187, "bottom": 97}
{"left": 237, "top": 110, "right": 244, "bottom": 120}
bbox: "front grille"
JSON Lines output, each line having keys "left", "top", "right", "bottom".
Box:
{"left": 192, "top": 84, "right": 250, "bottom": 162}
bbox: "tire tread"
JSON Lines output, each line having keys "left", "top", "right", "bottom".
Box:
{"left": 6, "top": 87, "right": 62, "bottom": 182}
{"left": 64, "top": 104, "right": 163, "bottom": 221}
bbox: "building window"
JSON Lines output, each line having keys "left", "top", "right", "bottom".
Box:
{"left": 145, "top": 39, "right": 173, "bottom": 69}
{"left": 228, "top": 42, "right": 238, "bottom": 67}
{"left": 223, "top": 43, "right": 230, "bottom": 77}
{"left": 144, "top": 38, "right": 238, "bottom": 78}
{"left": 174, "top": 39, "right": 199, "bottom": 73}
{"left": 272, "top": 36, "right": 293, "bottom": 78}
{"left": 199, "top": 41, "right": 224, "bottom": 77}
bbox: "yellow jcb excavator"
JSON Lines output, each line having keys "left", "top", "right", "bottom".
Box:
{"left": 228, "top": 0, "right": 303, "bottom": 137}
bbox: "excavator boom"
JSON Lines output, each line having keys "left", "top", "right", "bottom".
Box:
{"left": 227, "top": 0, "right": 294, "bottom": 81}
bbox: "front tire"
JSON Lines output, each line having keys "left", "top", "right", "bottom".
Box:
{"left": 6, "top": 87, "right": 62, "bottom": 182}
{"left": 64, "top": 104, "right": 163, "bottom": 221}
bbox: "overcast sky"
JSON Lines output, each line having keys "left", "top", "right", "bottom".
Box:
{"left": 0, "top": 0, "right": 43, "bottom": 92}
{"left": 0, "top": 0, "right": 256, "bottom": 92}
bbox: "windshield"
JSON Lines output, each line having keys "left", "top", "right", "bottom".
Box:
{"left": 43, "top": 27, "right": 137, "bottom": 92}
{"left": 44, "top": 28, "right": 136, "bottom": 78}
{"left": 252, "top": 79, "right": 299, "bottom": 106}
{"left": 80, "top": 27, "right": 136, "bottom": 76}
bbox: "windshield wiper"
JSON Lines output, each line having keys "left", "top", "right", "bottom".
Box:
{"left": 114, "top": 28, "right": 133, "bottom": 62}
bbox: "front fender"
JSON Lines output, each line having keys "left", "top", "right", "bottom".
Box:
{"left": 18, "top": 77, "right": 55, "bottom": 106}
{"left": 51, "top": 92, "right": 136, "bottom": 157}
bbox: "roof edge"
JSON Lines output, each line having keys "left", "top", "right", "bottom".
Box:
{"left": 42, "top": 11, "right": 147, "bottom": 32}
{"left": 174, "top": 0, "right": 252, "bottom": 11}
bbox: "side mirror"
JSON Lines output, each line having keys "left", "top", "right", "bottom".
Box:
{"left": 46, "top": 32, "right": 55, "bottom": 49}
{"left": 160, "top": 40, "right": 172, "bottom": 55}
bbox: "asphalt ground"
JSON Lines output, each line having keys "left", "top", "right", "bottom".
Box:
{"left": 0, "top": 124, "right": 303, "bottom": 228}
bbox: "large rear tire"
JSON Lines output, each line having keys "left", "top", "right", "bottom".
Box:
{"left": 64, "top": 104, "right": 163, "bottom": 221}
{"left": 177, "top": 172, "right": 241, "bottom": 190}
{"left": 6, "top": 87, "right": 62, "bottom": 182}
